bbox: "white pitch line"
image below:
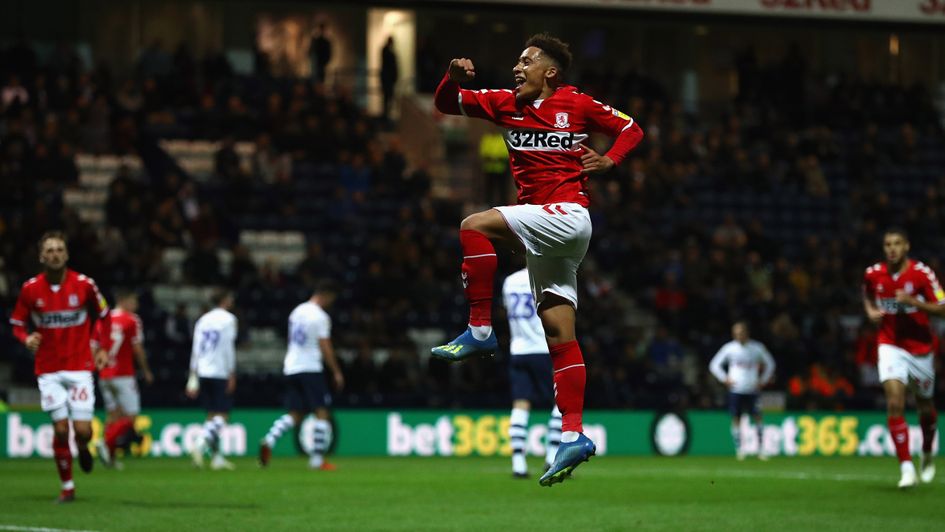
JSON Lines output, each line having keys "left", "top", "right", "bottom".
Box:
{"left": 0, "top": 526, "right": 101, "bottom": 532}
{"left": 586, "top": 466, "right": 890, "bottom": 483}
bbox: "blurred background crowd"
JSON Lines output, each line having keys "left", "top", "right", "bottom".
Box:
{"left": 2, "top": 1, "right": 944, "bottom": 414}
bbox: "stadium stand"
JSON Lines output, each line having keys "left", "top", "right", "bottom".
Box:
{"left": 1, "top": 38, "right": 943, "bottom": 413}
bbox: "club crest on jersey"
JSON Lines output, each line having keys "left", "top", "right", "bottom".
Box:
{"left": 554, "top": 112, "right": 570, "bottom": 128}
{"left": 36, "top": 298, "right": 45, "bottom": 307}
{"left": 68, "top": 294, "right": 79, "bottom": 307}
{"left": 905, "top": 282, "right": 914, "bottom": 294}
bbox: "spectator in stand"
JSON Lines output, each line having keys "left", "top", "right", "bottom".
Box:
{"left": 653, "top": 271, "right": 687, "bottom": 331}
{"left": 229, "top": 245, "right": 258, "bottom": 289}
{"left": 215, "top": 136, "right": 244, "bottom": 182}
{"left": 258, "top": 257, "right": 284, "bottom": 288}
{"left": 647, "top": 325, "right": 684, "bottom": 377}
{"left": 184, "top": 240, "right": 221, "bottom": 285}
{"left": 163, "top": 303, "right": 190, "bottom": 345}
{"left": 345, "top": 341, "right": 379, "bottom": 397}
{"left": 296, "top": 242, "right": 332, "bottom": 290}
{"left": 380, "top": 37, "right": 398, "bottom": 122}
{"left": 309, "top": 23, "right": 332, "bottom": 83}
{"left": 189, "top": 202, "right": 220, "bottom": 248}
{"left": 2, "top": 75, "right": 29, "bottom": 111}
{"left": 713, "top": 214, "right": 748, "bottom": 251}
{"left": 253, "top": 133, "right": 292, "bottom": 185}
{"left": 150, "top": 198, "right": 188, "bottom": 248}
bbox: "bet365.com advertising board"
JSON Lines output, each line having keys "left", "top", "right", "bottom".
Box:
{"left": 0, "top": 410, "right": 937, "bottom": 458}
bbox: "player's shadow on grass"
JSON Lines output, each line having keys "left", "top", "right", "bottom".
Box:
{"left": 116, "top": 500, "right": 261, "bottom": 510}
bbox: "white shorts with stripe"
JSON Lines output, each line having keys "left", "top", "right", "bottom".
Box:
{"left": 877, "top": 343, "right": 935, "bottom": 399}
{"left": 495, "top": 202, "right": 592, "bottom": 309}
{"left": 100, "top": 376, "right": 142, "bottom": 415}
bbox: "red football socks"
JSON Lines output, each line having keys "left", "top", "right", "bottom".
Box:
{"left": 551, "top": 341, "right": 586, "bottom": 433}
{"left": 888, "top": 415, "right": 912, "bottom": 463}
{"left": 53, "top": 433, "right": 73, "bottom": 488}
{"left": 105, "top": 417, "right": 136, "bottom": 452}
{"left": 459, "top": 230, "right": 497, "bottom": 327}
{"left": 920, "top": 408, "right": 938, "bottom": 454}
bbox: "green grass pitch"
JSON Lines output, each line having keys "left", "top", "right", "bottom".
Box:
{"left": 1, "top": 456, "right": 942, "bottom": 531}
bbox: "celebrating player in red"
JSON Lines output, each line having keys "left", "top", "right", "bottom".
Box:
{"left": 9, "top": 231, "right": 112, "bottom": 502}
{"left": 96, "top": 290, "right": 153, "bottom": 468}
{"left": 863, "top": 228, "right": 944, "bottom": 489}
{"left": 431, "top": 33, "right": 643, "bottom": 486}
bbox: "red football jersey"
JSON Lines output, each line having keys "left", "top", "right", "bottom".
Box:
{"left": 435, "top": 75, "right": 644, "bottom": 207}
{"left": 863, "top": 259, "right": 945, "bottom": 355}
{"left": 98, "top": 309, "right": 143, "bottom": 379}
{"left": 10, "top": 269, "right": 111, "bottom": 375}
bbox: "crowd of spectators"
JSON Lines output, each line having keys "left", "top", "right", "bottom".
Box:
{"left": 573, "top": 45, "right": 945, "bottom": 411}
{"left": 1, "top": 38, "right": 944, "bottom": 413}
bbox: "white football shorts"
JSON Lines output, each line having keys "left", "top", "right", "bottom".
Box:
{"left": 99, "top": 376, "right": 141, "bottom": 416}
{"left": 494, "top": 202, "right": 592, "bottom": 309}
{"left": 37, "top": 370, "right": 96, "bottom": 421}
{"left": 877, "top": 343, "right": 935, "bottom": 399}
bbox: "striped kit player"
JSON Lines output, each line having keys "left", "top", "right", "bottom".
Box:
{"left": 259, "top": 280, "right": 345, "bottom": 470}
{"left": 186, "top": 290, "right": 239, "bottom": 471}
{"left": 503, "top": 268, "right": 562, "bottom": 478}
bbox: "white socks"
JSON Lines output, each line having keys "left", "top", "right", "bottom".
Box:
{"left": 561, "top": 431, "right": 579, "bottom": 444}
{"left": 312, "top": 419, "right": 332, "bottom": 462}
{"left": 546, "top": 407, "right": 562, "bottom": 464}
{"left": 203, "top": 415, "right": 226, "bottom": 452}
{"left": 264, "top": 414, "right": 296, "bottom": 447}
{"left": 469, "top": 325, "right": 493, "bottom": 341}
{"left": 510, "top": 408, "right": 529, "bottom": 474}
{"left": 902, "top": 461, "right": 917, "bottom": 475}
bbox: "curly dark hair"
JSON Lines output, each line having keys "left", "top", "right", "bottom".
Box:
{"left": 525, "top": 33, "right": 572, "bottom": 74}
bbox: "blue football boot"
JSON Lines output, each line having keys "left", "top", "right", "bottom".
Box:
{"left": 430, "top": 328, "right": 498, "bottom": 362}
{"left": 539, "top": 433, "right": 596, "bottom": 487}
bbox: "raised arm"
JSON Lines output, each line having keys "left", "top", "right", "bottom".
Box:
{"left": 433, "top": 58, "right": 476, "bottom": 115}
{"left": 434, "top": 59, "right": 506, "bottom": 121}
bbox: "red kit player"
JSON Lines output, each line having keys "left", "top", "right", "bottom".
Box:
{"left": 9, "top": 231, "right": 112, "bottom": 502}
{"left": 96, "top": 290, "right": 153, "bottom": 468}
{"left": 430, "top": 33, "right": 643, "bottom": 485}
{"left": 863, "top": 228, "right": 945, "bottom": 489}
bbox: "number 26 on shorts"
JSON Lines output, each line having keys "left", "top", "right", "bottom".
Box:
{"left": 70, "top": 386, "right": 89, "bottom": 402}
